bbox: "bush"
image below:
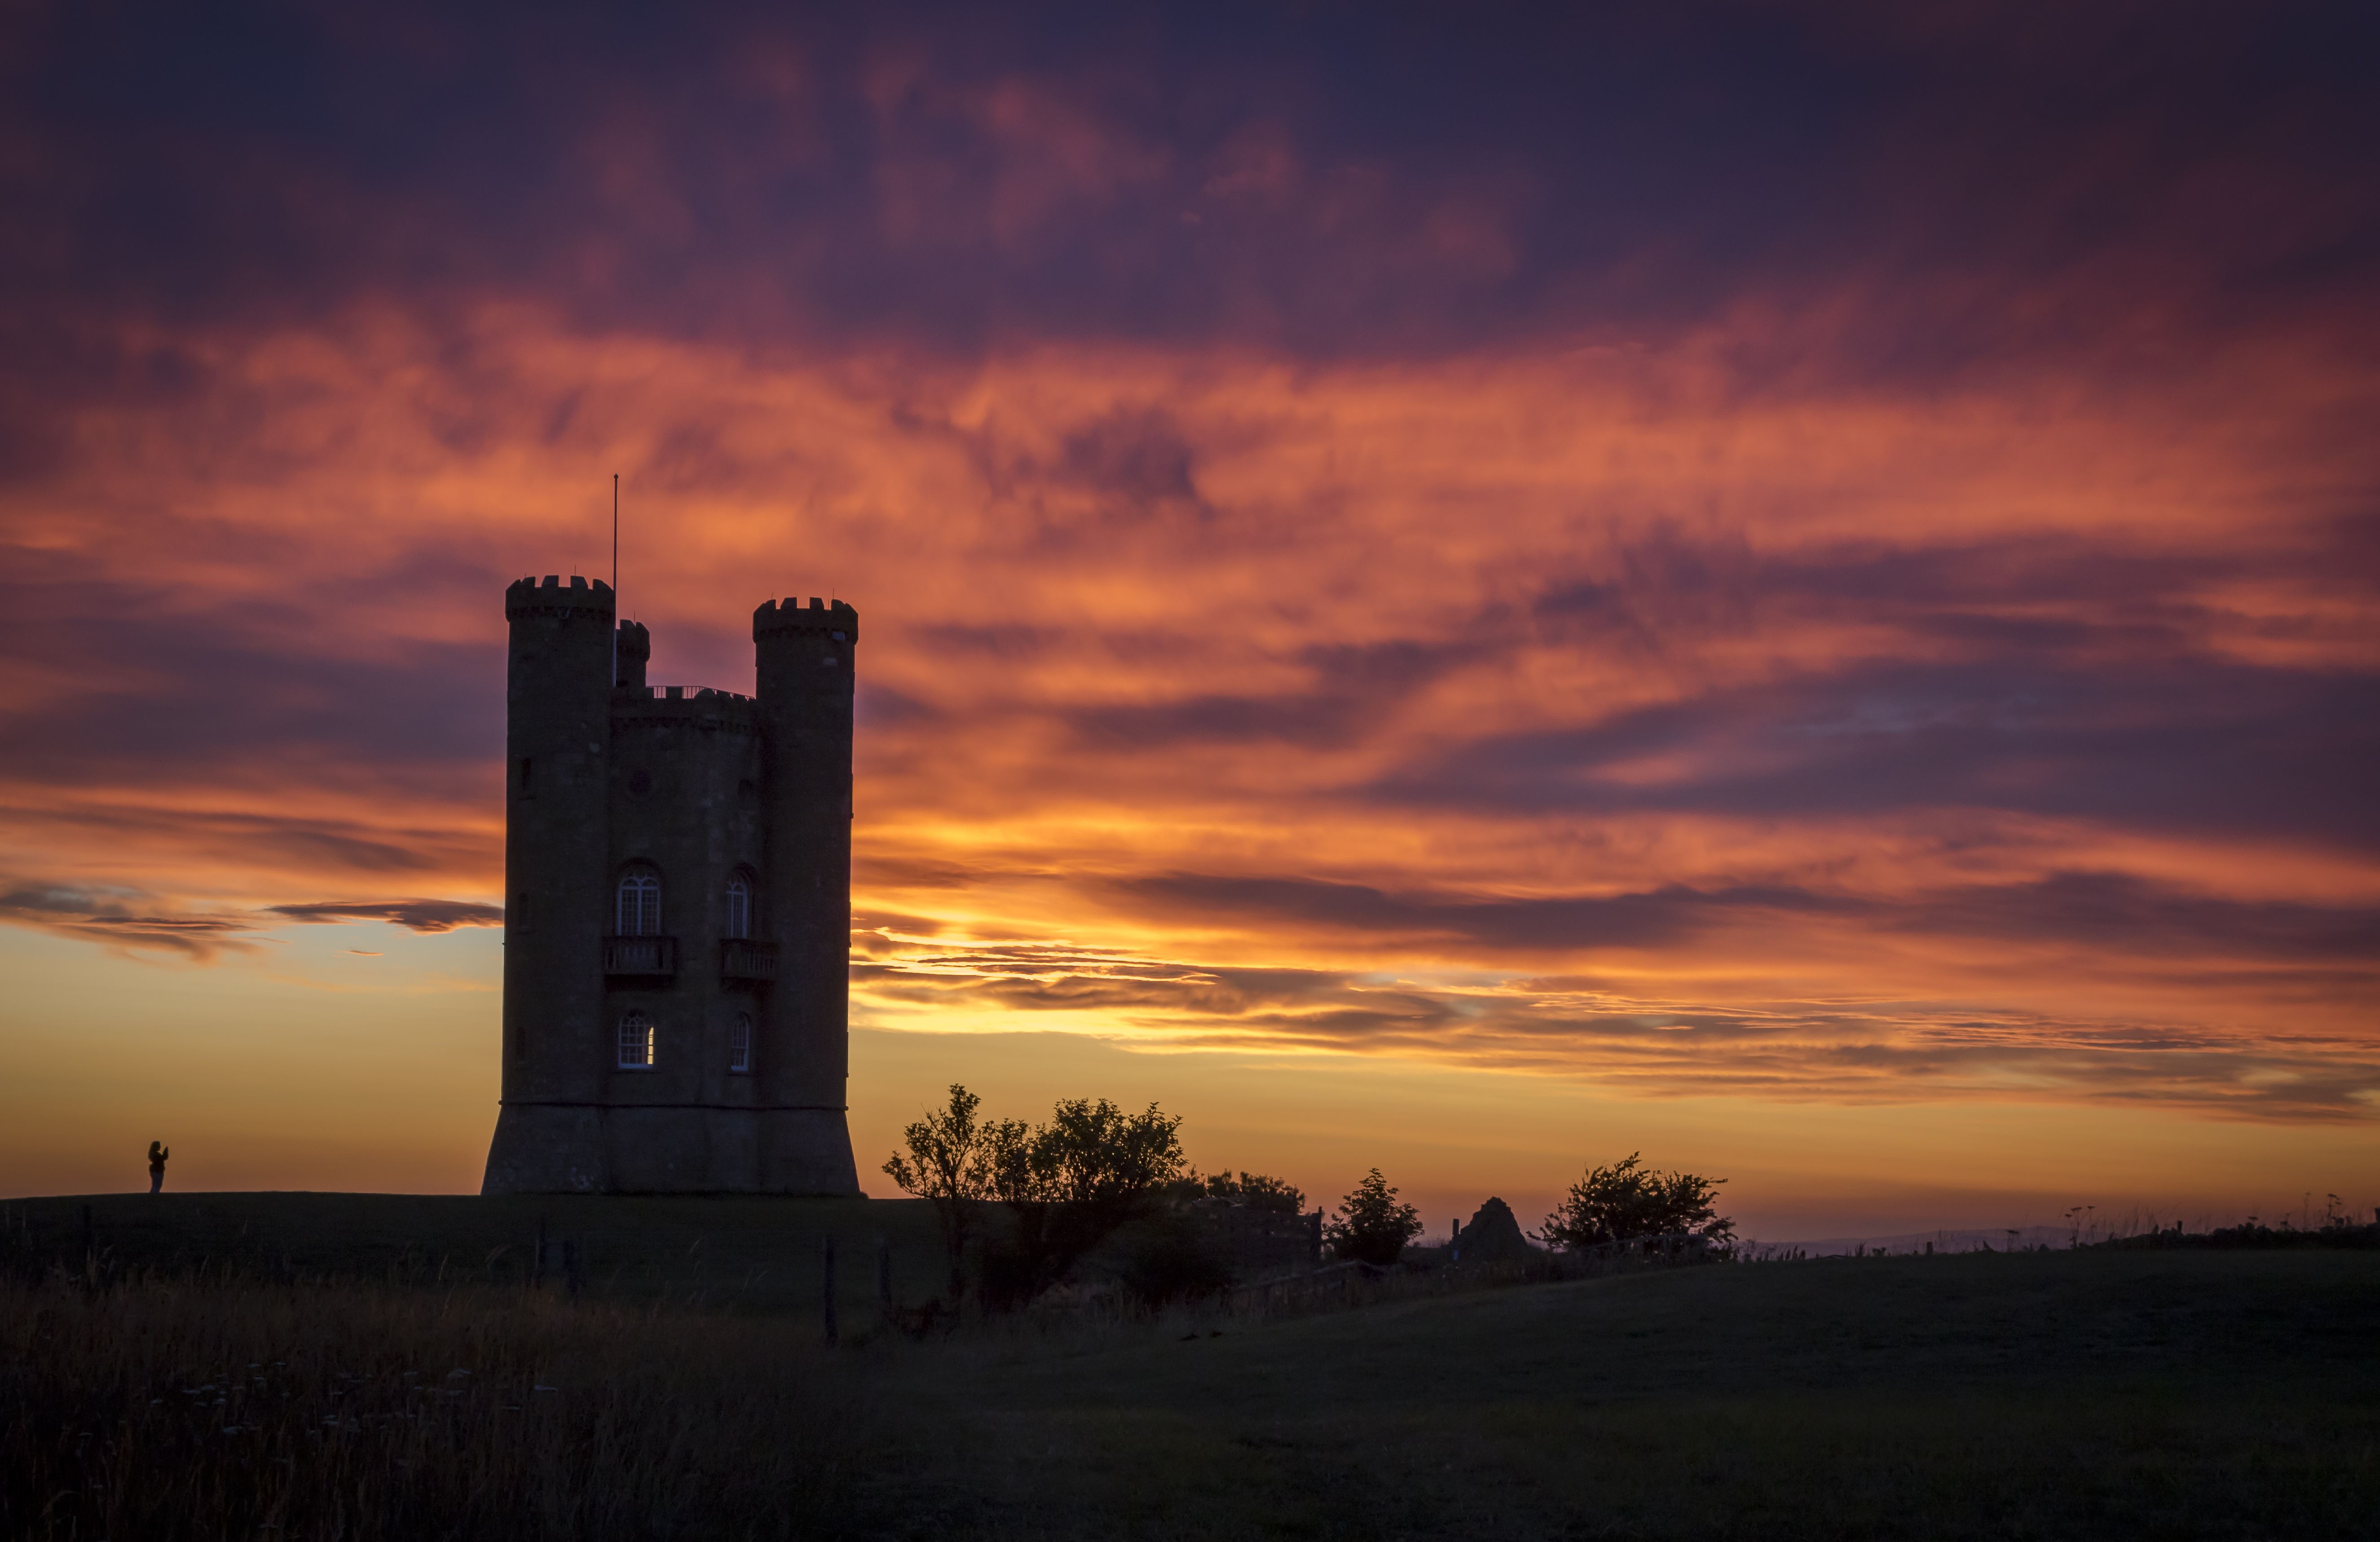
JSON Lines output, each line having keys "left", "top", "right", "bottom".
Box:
{"left": 1171, "top": 1170, "right": 1307, "bottom": 1214}
{"left": 880, "top": 1084, "right": 992, "bottom": 1303}
{"left": 1324, "top": 1169, "right": 1422, "bottom": 1266}
{"left": 1114, "top": 1207, "right": 1238, "bottom": 1310}
{"left": 1538, "top": 1152, "right": 1733, "bottom": 1252}
{"left": 978, "top": 1098, "right": 1187, "bottom": 1309}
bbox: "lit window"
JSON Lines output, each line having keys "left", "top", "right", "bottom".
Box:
{"left": 616, "top": 866, "right": 661, "bottom": 935}
{"left": 617, "top": 1011, "right": 654, "bottom": 1070}
{"left": 725, "top": 874, "right": 752, "bottom": 940}
{"left": 729, "top": 1012, "right": 752, "bottom": 1074}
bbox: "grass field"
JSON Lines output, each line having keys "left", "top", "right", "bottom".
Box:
{"left": 1, "top": 1191, "right": 952, "bottom": 1313}
{"left": 7, "top": 1194, "right": 2377, "bottom": 1539}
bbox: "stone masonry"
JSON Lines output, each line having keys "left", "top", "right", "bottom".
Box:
{"left": 481, "top": 575, "right": 861, "bottom": 1194}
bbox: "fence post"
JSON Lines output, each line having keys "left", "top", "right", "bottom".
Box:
{"left": 876, "top": 1236, "right": 891, "bottom": 1314}
{"left": 533, "top": 1216, "right": 547, "bottom": 1288}
{"left": 822, "top": 1236, "right": 839, "bottom": 1347}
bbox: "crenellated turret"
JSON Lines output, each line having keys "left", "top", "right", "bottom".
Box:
{"left": 614, "top": 619, "right": 650, "bottom": 689}
{"left": 492, "top": 577, "right": 615, "bottom": 1190}
{"left": 751, "top": 597, "right": 859, "bottom": 1192}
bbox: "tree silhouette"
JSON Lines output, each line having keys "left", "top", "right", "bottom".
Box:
{"left": 880, "top": 1084, "right": 992, "bottom": 1303}
{"left": 1538, "top": 1153, "right": 1733, "bottom": 1251}
{"left": 1325, "top": 1168, "right": 1422, "bottom": 1266}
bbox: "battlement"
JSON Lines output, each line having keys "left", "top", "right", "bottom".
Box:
{"left": 614, "top": 684, "right": 758, "bottom": 707}
{"left": 753, "top": 596, "right": 859, "bottom": 644}
{"left": 506, "top": 574, "right": 617, "bottom": 620}
{"left": 610, "top": 683, "right": 761, "bottom": 731}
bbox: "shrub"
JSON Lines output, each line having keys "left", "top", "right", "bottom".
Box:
{"left": 880, "top": 1084, "right": 993, "bottom": 1303}
{"left": 978, "top": 1098, "right": 1187, "bottom": 1309}
{"left": 1115, "top": 1207, "right": 1238, "bottom": 1310}
{"left": 1324, "top": 1169, "right": 1422, "bottom": 1266}
{"left": 1538, "top": 1152, "right": 1734, "bottom": 1252}
{"left": 1172, "top": 1170, "right": 1307, "bottom": 1214}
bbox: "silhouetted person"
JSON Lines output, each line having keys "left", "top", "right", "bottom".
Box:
{"left": 148, "top": 1141, "right": 168, "bottom": 1194}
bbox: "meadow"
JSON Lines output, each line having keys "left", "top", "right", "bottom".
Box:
{"left": 6, "top": 1194, "right": 2377, "bottom": 1539}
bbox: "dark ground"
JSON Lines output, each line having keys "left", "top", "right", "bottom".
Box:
{"left": 0, "top": 1190, "right": 949, "bottom": 1312}
{"left": 6, "top": 1194, "right": 2376, "bottom": 1538}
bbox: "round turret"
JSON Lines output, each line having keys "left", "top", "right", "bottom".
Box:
{"left": 486, "top": 574, "right": 615, "bottom": 1192}
{"left": 751, "top": 596, "right": 859, "bottom": 1191}
{"left": 615, "top": 619, "right": 651, "bottom": 689}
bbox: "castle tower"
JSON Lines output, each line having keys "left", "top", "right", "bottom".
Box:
{"left": 481, "top": 577, "right": 861, "bottom": 1195}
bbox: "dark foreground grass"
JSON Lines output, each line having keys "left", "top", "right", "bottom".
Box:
{"left": 3, "top": 1272, "right": 867, "bottom": 1541}
{"left": 1, "top": 1192, "right": 950, "bottom": 1313}
{"left": 6, "top": 1206, "right": 2377, "bottom": 1539}
{"left": 879, "top": 1248, "right": 2380, "bottom": 1538}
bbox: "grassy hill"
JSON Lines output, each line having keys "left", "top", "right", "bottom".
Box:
{"left": 2, "top": 1190, "right": 949, "bottom": 1312}
{"left": 881, "top": 1246, "right": 2380, "bottom": 1537}
{"left": 6, "top": 1193, "right": 2377, "bottom": 1538}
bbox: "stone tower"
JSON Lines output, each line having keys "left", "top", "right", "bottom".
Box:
{"left": 481, "top": 574, "right": 861, "bottom": 1194}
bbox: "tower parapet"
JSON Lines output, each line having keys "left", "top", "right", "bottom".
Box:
{"left": 753, "top": 596, "right": 858, "bottom": 641}
{"left": 506, "top": 573, "right": 616, "bottom": 618}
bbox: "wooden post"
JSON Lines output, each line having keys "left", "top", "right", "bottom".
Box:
{"left": 875, "top": 1236, "right": 891, "bottom": 1313}
{"left": 533, "top": 1216, "right": 547, "bottom": 1287}
{"left": 822, "top": 1236, "right": 838, "bottom": 1347}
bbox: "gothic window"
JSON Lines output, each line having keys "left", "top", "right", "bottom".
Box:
{"left": 729, "top": 1012, "right": 752, "bottom": 1074}
{"left": 725, "top": 871, "right": 754, "bottom": 940}
{"left": 616, "top": 865, "right": 661, "bottom": 936}
{"left": 617, "top": 1011, "right": 654, "bottom": 1070}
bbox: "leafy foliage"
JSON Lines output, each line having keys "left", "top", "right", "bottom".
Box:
{"left": 1115, "top": 1207, "right": 1238, "bottom": 1309}
{"left": 1170, "top": 1170, "right": 1308, "bottom": 1214}
{"left": 1538, "top": 1152, "right": 1734, "bottom": 1251}
{"left": 978, "top": 1098, "right": 1188, "bottom": 1309}
{"left": 1324, "top": 1168, "right": 1423, "bottom": 1266}
{"left": 879, "top": 1084, "right": 992, "bottom": 1302}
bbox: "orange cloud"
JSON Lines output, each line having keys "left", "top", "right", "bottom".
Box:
{"left": 6, "top": 302, "right": 2371, "bottom": 1123}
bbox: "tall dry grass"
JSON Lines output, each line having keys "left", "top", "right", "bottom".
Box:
{"left": 2, "top": 1267, "right": 870, "bottom": 1540}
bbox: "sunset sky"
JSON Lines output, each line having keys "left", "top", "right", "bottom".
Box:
{"left": 4, "top": 4, "right": 2376, "bottom": 1240}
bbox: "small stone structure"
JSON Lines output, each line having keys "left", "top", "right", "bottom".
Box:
{"left": 481, "top": 576, "right": 861, "bottom": 1194}
{"left": 1449, "top": 1196, "right": 1535, "bottom": 1264}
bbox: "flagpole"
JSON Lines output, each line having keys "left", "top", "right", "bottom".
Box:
{"left": 610, "top": 473, "right": 619, "bottom": 685}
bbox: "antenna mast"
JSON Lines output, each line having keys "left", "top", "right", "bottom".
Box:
{"left": 610, "top": 473, "right": 620, "bottom": 684}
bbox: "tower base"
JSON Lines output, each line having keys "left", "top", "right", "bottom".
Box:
{"left": 480, "top": 1104, "right": 861, "bottom": 1195}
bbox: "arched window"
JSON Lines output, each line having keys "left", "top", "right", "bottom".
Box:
{"left": 724, "top": 870, "right": 754, "bottom": 940}
{"left": 616, "top": 865, "right": 661, "bottom": 936}
{"left": 729, "top": 1012, "right": 753, "bottom": 1074}
{"left": 617, "top": 1011, "right": 654, "bottom": 1070}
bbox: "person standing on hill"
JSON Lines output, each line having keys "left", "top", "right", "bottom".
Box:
{"left": 147, "top": 1141, "right": 168, "bottom": 1194}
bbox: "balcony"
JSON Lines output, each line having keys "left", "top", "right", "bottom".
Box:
{"left": 602, "top": 935, "right": 679, "bottom": 980}
{"left": 721, "top": 938, "right": 778, "bottom": 986}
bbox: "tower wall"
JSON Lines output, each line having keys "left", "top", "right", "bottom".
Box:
{"left": 752, "top": 596, "right": 861, "bottom": 1194}
{"left": 598, "top": 687, "right": 767, "bottom": 1190}
{"left": 483, "top": 582, "right": 860, "bottom": 1196}
{"left": 485, "top": 576, "right": 615, "bottom": 1193}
